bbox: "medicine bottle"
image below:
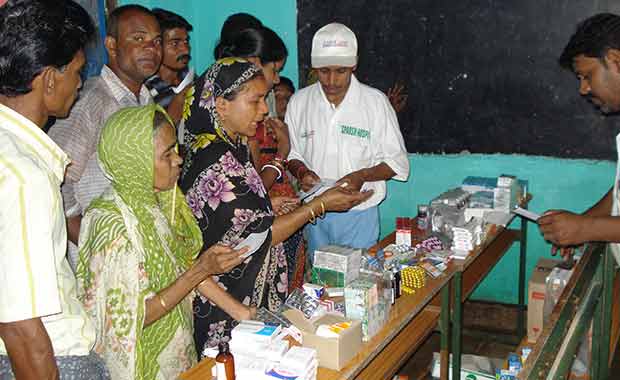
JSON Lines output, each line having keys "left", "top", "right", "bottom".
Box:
{"left": 417, "top": 205, "right": 429, "bottom": 231}
{"left": 215, "top": 341, "right": 235, "bottom": 380}
{"left": 392, "top": 267, "right": 402, "bottom": 299}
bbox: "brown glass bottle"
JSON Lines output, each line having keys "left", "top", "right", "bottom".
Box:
{"left": 215, "top": 341, "right": 235, "bottom": 380}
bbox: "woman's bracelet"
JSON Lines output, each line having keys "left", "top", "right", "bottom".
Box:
{"left": 270, "top": 159, "right": 285, "bottom": 173}
{"left": 307, "top": 205, "right": 317, "bottom": 224}
{"left": 319, "top": 201, "right": 326, "bottom": 218}
{"left": 262, "top": 164, "right": 282, "bottom": 180}
{"left": 273, "top": 155, "right": 288, "bottom": 169}
{"left": 158, "top": 294, "right": 169, "bottom": 311}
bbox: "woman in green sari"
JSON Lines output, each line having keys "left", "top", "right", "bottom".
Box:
{"left": 76, "top": 105, "right": 244, "bottom": 380}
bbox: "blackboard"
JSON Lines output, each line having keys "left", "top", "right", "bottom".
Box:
{"left": 297, "top": 0, "right": 620, "bottom": 160}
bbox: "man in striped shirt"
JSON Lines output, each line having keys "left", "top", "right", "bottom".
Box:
{"left": 0, "top": 1, "right": 109, "bottom": 379}
{"left": 49, "top": 5, "right": 161, "bottom": 270}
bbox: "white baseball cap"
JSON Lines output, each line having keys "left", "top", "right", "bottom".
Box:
{"left": 311, "top": 23, "right": 358, "bottom": 68}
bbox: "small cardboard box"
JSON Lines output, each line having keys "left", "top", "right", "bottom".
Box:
{"left": 430, "top": 352, "right": 501, "bottom": 380}
{"left": 283, "top": 309, "right": 362, "bottom": 370}
{"left": 344, "top": 277, "right": 389, "bottom": 342}
{"left": 527, "top": 258, "right": 561, "bottom": 343}
{"left": 311, "top": 245, "right": 361, "bottom": 288}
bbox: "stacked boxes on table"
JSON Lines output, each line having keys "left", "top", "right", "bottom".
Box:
{"left": 461, "top": 175, "right": 527, "bottom": 209}
{"left": 205, "top": 320, "right": 318, "bottom": 380}
{"left": 283, "top": 309, "right": 362, "bottom": 371}
{"left": 494, "top": 175, "right": 520, "bottom": 212}
{"left": 527, "top": 258, "right": 561, "bottom": 343}
{"left": 311, "top": 245, "right": 362, "bottom": 288}
{"left": 265, "top": 346, "right": 318, "bottom": 380}
{"left": 344, "top": 276, "right": 390, "bottom": 341}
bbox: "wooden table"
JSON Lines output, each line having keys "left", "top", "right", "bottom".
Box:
{"left": 366, "top": 206, "right": 529, "bottom": 380}
{"left": 518, "top": 243, "right": 620, "bottom": 380}
{"left": 315, "top": 270, "right": 453, "bottom": 380}
{"left": 448, "top": 215, "right": 529, "bottom": 380}
{"left": 180, "top": 261, "right": 455, "bottom": 380}
{"left": 181, "top": 203, "right": 530, "bottom": 380}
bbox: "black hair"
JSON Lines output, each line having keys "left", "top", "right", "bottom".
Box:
{"left": 222, "top": 71, "right": 265, "bottom": 101}
{"left": 214, "top": 13, "right": 262, "bottom": 60}
{"left": 277, "top": 76, "right": 295, "bottom": 93}
{"left": 560, "top": 13, "right": 620, "bottom": 70}
{"left": 220, "top": 13, "right": 262, "bottom": 41}
{"left": 106, "top": 4, "right": 152, "bottom": 39}
{"left": 152, "top": 8, "right": 193, "bottom": 34}
{"left": 215, "top": 27, "right": 288, "bottom": 65}
{"left": 0, "top": 0, "right": 95, "bottom": 96}
{"left": 153, "top": 108, "right": 171, "bottom": 135}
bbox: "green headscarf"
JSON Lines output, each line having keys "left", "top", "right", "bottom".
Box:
{"left": 77, "top": 104, "right": 203, "bottom": 379}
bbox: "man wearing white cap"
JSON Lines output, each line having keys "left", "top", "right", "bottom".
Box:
{"left": 286, "top": 23, "right": 409, "bottom": 261}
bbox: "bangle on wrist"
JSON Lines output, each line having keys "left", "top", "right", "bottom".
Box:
{"left": 319, "top": 201, "right": 326, "bottom": 218}
{"left": 262, "top": 164, "right": 282, "bottom": 180}
{"left": 273, "top": 155, "right": 288, "bottom": 169}
{"left": 307, "top": 206, "right": 317, "bottom": 224}
{"left": 270, "top": 159, "right": 285, "bottom": 172}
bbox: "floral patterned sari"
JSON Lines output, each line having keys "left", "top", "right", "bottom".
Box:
{"left": 179, "top": 58, "right": 288, "bottom": 354}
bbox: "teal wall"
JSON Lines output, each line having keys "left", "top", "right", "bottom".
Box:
{"left": 118, "top": 0, "right": 299, "bottom": 86}
{"left": 379, "top": 154, "right": 615, "bottom": 303}
{"left": 118, "top": 1, "right": 616, "bottom": 304}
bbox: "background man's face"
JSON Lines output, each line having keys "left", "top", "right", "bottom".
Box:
{"left": 573, "top": 53, "right": 620, "bottom": 114}
{"left": 48, "top": 50, "right": 86, "bottom": 118}
{"left": 162, "top": 27, "right": 190, "bottom": 72}
{"left": 274, "top": 83, "right": 293, "bottom": 119}
{"left": 113, "top": 10, "right": 162, "bottom": 82}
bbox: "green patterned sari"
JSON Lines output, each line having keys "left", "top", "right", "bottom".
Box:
{"left": 77, "top": 105, "right": 203, "bottom": 380}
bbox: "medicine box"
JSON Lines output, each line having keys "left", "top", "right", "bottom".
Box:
{"left": 231, "top": 320, "right": 281, "bottom": 345}
{"left": 282, "top": 309, "right": 362, "bottom": 371}
{"left": 527, "top": 258, "right": 561, "bottom": 343}
{"left": 311, "top": 245, "right": 361, "bottom": 288}
{"left": 344, "top": 277, "right": 389, "bottom": 341}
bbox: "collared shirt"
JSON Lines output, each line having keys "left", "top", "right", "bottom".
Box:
{"left": 49, "top": 65, "right": 151, "bottom": 269}
{"left": 610, "top": 133, "right": 620, "bottom": 265}
{"left": 0, "top": 104, "right": 95, "bottom": 356}
{"left": 49, "top": 65, "right": 152, "bottom": 217}
{"left": 286, "top": 74, "right": 409, "bottom": 210}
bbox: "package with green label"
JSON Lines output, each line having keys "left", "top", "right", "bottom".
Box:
{"left": 344, "top": 276, "right": 390, "bottom": 341}
{"left": 311, "top": 245, "right": 361, "bottom": 288}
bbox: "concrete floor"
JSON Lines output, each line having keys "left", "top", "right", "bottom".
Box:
{"left": 395, "top": 331, "right": 515, "bottom": 379}
{"left": 394, "top": 301, "right": 620, "bottom": 379}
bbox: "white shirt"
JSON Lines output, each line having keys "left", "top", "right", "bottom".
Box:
{"left": 0, "top": 104, "right": 95, "bottom": 356}
{"left": 286, "top": 75, "right": 409, "bottom": 210}
{"left": 610, "top": 133, "right": 620, "bottom": 265}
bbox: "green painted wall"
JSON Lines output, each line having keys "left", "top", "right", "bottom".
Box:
{"left": 380, "top": 154, "right": 615, "bottom": 303}
{"left": 118, "top": 0, "right": 299, "bottom": 86}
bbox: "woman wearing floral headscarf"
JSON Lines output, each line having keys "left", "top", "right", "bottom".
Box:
{"left": 76, "top": 105, "right": 246, "bottom": 380}
{"left": 179, "top": 57, "right": 372, "bottom": 353}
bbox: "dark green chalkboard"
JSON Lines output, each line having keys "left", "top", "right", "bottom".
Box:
{"left": 297, "top": 0, "right": 620, "bottom": 159}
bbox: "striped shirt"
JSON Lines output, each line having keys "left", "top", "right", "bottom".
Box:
{"left": 49, "top": 65, "right": 151, "bottom": 269}
{"left": 0, "top": 103, "right": 95, "bottom": 355}
{"left": 50, "top": 65, "right": 152, "bottom": 217}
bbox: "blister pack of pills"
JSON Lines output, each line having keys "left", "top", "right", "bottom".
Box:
{"left": 284, "top": 288, "right": 320, "bottom": 319}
